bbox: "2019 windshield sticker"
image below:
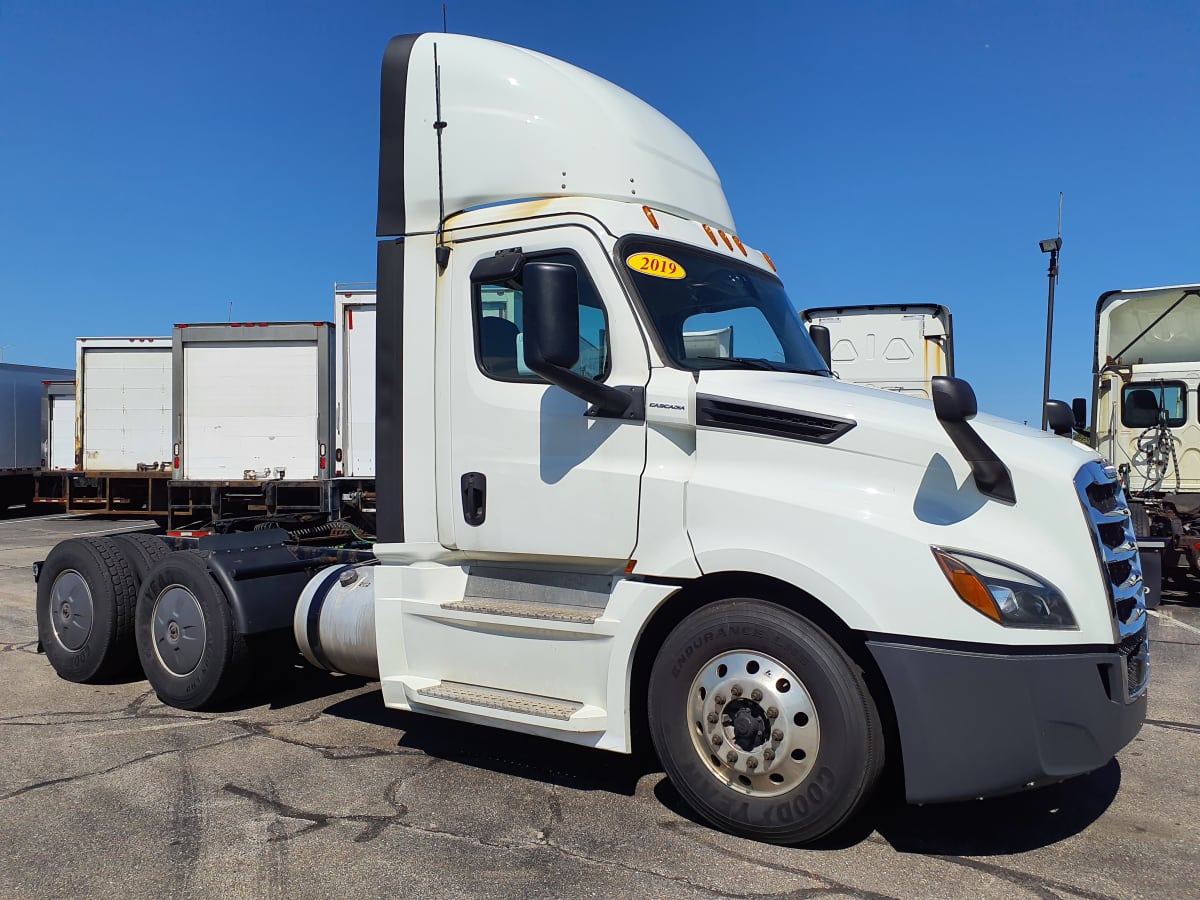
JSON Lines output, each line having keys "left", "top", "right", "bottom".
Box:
{"left": 626, "top": 252, "right": 686, "bottom": 280}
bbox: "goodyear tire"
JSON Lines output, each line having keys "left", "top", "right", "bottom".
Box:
{"left": 648, "top": 599, "right": 883, "bottom": 845}
{"left": 111, "top": 533, "right": 172, "bottom": 588}
{"left": 36, "top": 537, "right": 139, "bottom": 682}
{"left": 135, "top": 550, "right": 248, "bottom": 710}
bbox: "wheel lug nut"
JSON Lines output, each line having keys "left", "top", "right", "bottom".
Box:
{"left": 766, "top": 707, "right": 778, "bottom": 719}
{"left": 712, "top": 735, "right": 723, "bottom": 747}
{"left": 772, "top": 729, "right": 783, "bottom": 742}
{"left": 707, "top": 712, "right": 719, "bottom": 725}
{"left": 746, "top": 757, "right": 758, "bottom": 770}
{"left": 730, "top": 685, "right": 743, "bottom": 698}
{"left": 725, "top": 751, "right": 738, "bottom": 765}
{"left": 763, "top": 748, "right": 776, "bottom": 761}
{"left": 714, "top": 694, "right": 726, "bottom": 706}
{"left": 750, "top": 688, "right": 762, "bottom": 702}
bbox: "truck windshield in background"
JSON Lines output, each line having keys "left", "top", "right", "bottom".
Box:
{"left": 620, "top": 240, "right": 830, "bottom": 376}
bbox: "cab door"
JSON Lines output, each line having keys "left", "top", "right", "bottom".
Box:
{"left": 441, "top": 225, "right": 648, "bottom": 565}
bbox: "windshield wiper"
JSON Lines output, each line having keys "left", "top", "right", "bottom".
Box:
{"left": 692, "top": 356, "right": 829, "bottom": 375}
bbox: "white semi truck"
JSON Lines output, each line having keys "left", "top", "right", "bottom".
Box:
{"left": 1089, "top": 283, "right": 1200, "bottom": 594}
{"left": 802, "top": 304, "right": 953, "bottom": 399}
{"left": 34, "top": 34, "right": 1148, "bottom": 845}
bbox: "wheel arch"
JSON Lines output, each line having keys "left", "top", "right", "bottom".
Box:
{"left": 627, "top": 570, "right": 902, "bottom": 779}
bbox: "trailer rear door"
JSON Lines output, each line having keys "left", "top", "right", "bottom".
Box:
{"left": 80, "top": 345, "right": 172, "bottom": 471}
{"left": 182, "top": 340, "right": 320, "bottom": 480}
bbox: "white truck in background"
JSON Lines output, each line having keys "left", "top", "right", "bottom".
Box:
{"left": 802, "top": 304, "right": 953, "bottom": 399}
{"left": 35, "top": 33, "right": 1148, "bottom": 846}
{"left": 0, "top": 363, "right": 74, "bottom": 511}
{"left": 33, "top": 338, "right": 173, "bottom": 517}
{"left": 1088, "top": 283, "right": 1200, "bottom": 598}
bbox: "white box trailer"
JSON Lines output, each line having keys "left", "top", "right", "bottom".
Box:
{"left": 1, "top": 363, "right": 73, "bottom": 509}
{"left": 174, "top": 322, "right": 334, "bottom": 481}
{"left": 76, "top": 337, "right": 173, "bottom": 471}
{"left": 168, "top": 322, "right": 336, "bottom": 527}
{"left": 801, "top": 304, "right": 953, "bottom": 399}
{"left": 334, "top": 283, "right": 377, "bottom": 478}
{"left": 41, "top": 380, "right": 77, "bottom": 471}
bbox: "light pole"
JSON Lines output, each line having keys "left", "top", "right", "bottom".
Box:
{"left": 1039, "top": 236, "right": 1061, "bottom": 430}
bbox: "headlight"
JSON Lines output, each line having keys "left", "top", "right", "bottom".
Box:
{"left": 932, "top": 547, "right": 1077, "bottom": 629}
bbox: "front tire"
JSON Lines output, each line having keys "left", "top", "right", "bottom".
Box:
{"left": 135, "top": 551, "right": 248, "bottom": 710}
{"left": 648, "top": 598, "right": 883, "bottom": 845}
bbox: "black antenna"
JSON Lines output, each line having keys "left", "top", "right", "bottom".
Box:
{"left": 433, "top": 44, "right": 450, "bottom": 270}
{"left": 442, "top": 3, "right": 448, "bottom": 33}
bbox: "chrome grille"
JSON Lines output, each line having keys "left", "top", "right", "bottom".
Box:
{"left": 1074, "top": 461, "right": 1149, "bottom": 698}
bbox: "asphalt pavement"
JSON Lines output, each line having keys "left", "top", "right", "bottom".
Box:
{"left": 1, "top": 513, "right": 1197, "bottom": 899}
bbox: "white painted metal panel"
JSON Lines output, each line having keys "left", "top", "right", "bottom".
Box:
{"left": 48, "top": 396, "right": 76, "bottom": 470}
{"left": 182, "top": 341, "right": 319, "bottom": 480}
{"left": 79, "top": 343, "right": 172, "bottom": 471}
{"left": 803, "top": 306, "right": 951, "bottom": 400}
{"left": 335, "top": 290, "right": 377, "bottom": 477}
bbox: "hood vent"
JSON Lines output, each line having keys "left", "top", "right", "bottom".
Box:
{"left": 696, "top": 395, "right": 856, "bottom": 444}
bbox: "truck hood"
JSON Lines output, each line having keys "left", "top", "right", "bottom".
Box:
{"left": 694, "top": 370, "right": 1100, "bottom": 485}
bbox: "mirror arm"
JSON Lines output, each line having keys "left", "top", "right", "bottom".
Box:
{"left": 525, "top": 359, "right": 641, "bottom": 419}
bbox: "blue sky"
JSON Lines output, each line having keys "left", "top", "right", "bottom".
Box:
{"left": 1, "top": 2, "right": 1196, "bottom": 424}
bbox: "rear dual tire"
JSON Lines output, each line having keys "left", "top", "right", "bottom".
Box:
{"left": 36, "top": 537, "right": 138, "bottom": 682}
{"left": 134, "top": 550, "right": 249, "bottom": 710}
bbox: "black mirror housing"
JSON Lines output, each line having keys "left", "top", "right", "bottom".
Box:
{"left": 1045, "top": 399, "right": 1075, "bottom": 437}
{"left": 809, "top": 324, "right": 832, "bottom": 370}
{"left": 523, "top": 263, "right": 581, "bottom": 371}
{"left": 932, "top": 376, "right": 978, "bottom": 423}
{"left": 1071, "top": 397, "right": 1087, "bottom": 430}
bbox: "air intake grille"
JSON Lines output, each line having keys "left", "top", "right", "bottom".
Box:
{"left": 1074, "top": 461, "right": 1149, "bottom": 699}
{"left": 696, "top": 396, "right": 856, "bottom": 444}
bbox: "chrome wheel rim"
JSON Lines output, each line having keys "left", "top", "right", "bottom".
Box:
{"left": 49, "top": 570, "right": 94, "bottom": 652}
{"left": 687, "top": 650, "right": 820, "bottom": 798}
{"left": 152, "top": 586, "right": 206, "bottom": 676}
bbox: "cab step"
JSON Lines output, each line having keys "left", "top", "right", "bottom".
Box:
{"left": 440, "top": 598, "right": 603, "bottom": 624}
{"left": 417, "top": 681, "right": 585, "bottom": 721}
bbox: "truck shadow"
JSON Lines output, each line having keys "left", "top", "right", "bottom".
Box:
{"left": 652, "top": 759, "right": 1120, "bottom": 854}
{"left": 322, "top": 686, "right": 1120, "bottom": 851}
{"left": 870, "top": 759, "right": 1121, "bottom": 855}
{"left": 323, "top": 689, "right": 657, "bottom": 796}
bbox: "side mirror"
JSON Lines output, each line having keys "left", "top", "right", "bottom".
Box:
{"left": 1045, "top": 399, "right": 1075, "bottom": 437}
{"left": 930, "top": 376, "right": 1015, "bottom": 503}
{"left": 522, "top": 262, "right": 636, "bottom": 419}
{"left": 931, "top": 376, "right": 978, "bottom": 423}
{"left": 808, "top": 324, "right": 832, "bottom": 370}
{"left": 523, "top": 263, "right": 580, "bottom": 371}
{"left": 1071, "top": 397, "right": 1087, "bottom": 431}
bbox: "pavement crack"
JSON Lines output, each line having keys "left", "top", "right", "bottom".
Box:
{"left": 0, "top": 732, "right": 251, "bottom": 802}
{"left": 223, "top": 776, "right": 409, "bottom": 844}
{"left": 658, "top": 822, "right": 900, "bottom": 899}
{"left": 1145, "top": 718, "right": 1200, "bottom": 735}
{"left": 931, "top": 855, "right": 1119, "bottom": 900}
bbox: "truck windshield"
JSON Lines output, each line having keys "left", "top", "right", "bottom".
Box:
{"left": 620, "top": 239, "right": 830, "bottom": 375}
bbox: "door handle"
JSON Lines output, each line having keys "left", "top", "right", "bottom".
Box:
{"left": 461, "top": 472, "right": 486, "bottom": 526}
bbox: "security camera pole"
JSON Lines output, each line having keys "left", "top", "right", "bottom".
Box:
{"left": 1039, "top": 234, "right": 1062, "bottom": 430}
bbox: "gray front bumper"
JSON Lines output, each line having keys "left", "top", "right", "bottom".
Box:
{"left": 868, "top": 632, "right": 1147, "bottom": 804}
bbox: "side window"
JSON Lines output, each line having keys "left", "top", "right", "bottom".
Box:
{"left": 1121, "top": 382, "right": 1186, "bottom": 428}
{"left": 473, "top": 252, "right": 611, "bottom": 382}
